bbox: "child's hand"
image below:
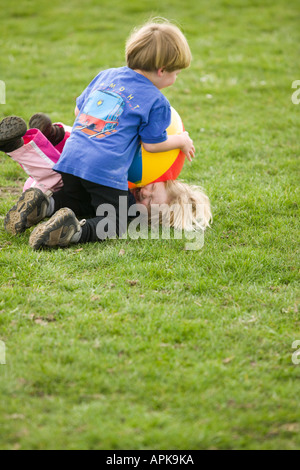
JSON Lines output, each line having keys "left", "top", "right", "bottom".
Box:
{"left": 142, "top": 132, "right": 195, "bottom": 161}
{"left": 179, "top": 131, "right": 195, "bottom": 162}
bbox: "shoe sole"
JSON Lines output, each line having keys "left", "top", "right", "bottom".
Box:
{"left": 4, "top": 188, "right": 49, "bottom": 235}
{"left": 29, "top": 208, "right": 80, "bottom": 250}
{"left": 0, "top": 116, "right": 27, "bottom": 143}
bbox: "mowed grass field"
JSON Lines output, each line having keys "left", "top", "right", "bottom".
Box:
{"left": 0, "top": 0, "right": 299, "bottom": 450}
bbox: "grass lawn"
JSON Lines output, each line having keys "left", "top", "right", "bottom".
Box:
{"left": 0, "top": 0, "right": 299, "bottom": 450}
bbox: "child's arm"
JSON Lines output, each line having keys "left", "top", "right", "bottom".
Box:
{"left": 75, "top": 106, "right": 80, "bottom": 117}
{"left": 142, "top": 132, "right": 195, "bottom": 162}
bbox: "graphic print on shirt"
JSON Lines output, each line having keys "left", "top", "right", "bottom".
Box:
{"left": 75, "top": 90, "right": 125, "bottom": 139}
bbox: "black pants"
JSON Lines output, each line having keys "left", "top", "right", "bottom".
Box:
{"left": 52, "top": 173, "right": 129, "bottom": 243}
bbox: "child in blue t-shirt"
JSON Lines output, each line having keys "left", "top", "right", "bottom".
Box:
{"left": 5, "top": 19, "right": 195, "bottom": 249}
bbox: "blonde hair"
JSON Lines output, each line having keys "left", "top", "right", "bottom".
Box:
{"left": 155, "top": 180, "right": 213, "bottom": 232}
{"left": 126, "top": 18, "right": 192, "bottom": 72}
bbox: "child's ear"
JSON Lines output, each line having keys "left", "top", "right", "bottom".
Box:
{"left": 157, "top": 68, "right": 165, "bottom": 77}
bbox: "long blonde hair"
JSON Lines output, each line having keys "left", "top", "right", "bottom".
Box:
{"left": 155, "top": 180, "right": 213, "bottom": 232}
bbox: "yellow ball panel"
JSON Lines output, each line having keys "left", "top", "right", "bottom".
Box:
{"left": 134, "top": 107, "right": 184, "bottom": 188}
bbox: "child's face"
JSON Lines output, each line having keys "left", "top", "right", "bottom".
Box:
{"left": 131, "top": 182, "right": 169, "bottom": 208}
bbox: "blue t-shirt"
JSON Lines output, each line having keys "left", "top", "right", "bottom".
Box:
{"left": 54, "top": 67, "right": 171, "bottom": 190}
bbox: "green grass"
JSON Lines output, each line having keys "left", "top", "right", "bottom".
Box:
{"left": 0, "top": 0, "right": 299, "bottom": 450}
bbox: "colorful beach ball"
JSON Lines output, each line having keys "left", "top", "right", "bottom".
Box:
{"left": 128, "top": 107, "right": 186, "bottom": 188}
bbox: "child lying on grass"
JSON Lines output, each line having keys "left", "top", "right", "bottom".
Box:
{"left": 0, "top": 114, "right": 212, "bottom": 244}
{"left": 0, "top": 19, "right": 212, "bottom": 249}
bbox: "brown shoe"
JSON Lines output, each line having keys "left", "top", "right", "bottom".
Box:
{"left": 29, "top": 113, "right": 65, "bottom": 146}
{"left": 0, "top": 116, "right": 27, "bottom": 152}
{"left": 4, "top": 188, "right": 52, "bottom": 235}
{"left": 29, "top": 208, "right": 85, "bottom": 250}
